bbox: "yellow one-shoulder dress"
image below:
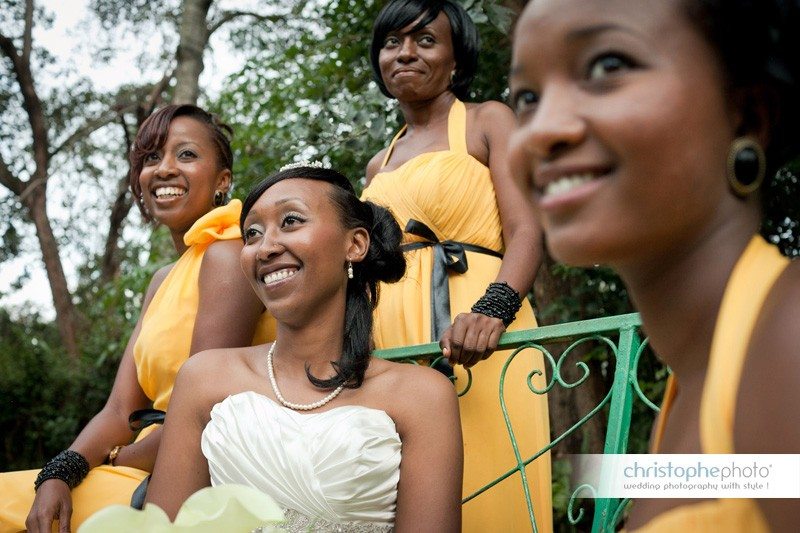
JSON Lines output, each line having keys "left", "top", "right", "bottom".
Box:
{"left": 631, "top": 236, "right": 788, "bottom": 532}
{"left": 0, "top": 201, "right": 275, "bottom": 532}
{"left": 362, "top": 100, "right": 552, "bottom": 532}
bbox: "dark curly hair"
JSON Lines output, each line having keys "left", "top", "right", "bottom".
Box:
{"left": 129, "top": 104, "right": 233, "bottom": 222}
{"left": 371, "top": 0, "right": 479, "bottom": 100}
{"left": 684, "top": 0, "right": 800, "bottom": 170}
{"left": 683, "top": 0, "right": 800, "bottom": 254}
{"left": 240, "top": 166, "right": 406, "bottom": 389}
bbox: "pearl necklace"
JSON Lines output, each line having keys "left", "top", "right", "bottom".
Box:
{"left": 266, "top": 342, "right": 345, "bottom": 411}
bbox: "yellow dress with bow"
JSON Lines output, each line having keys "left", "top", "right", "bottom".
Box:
{"left": 362, "top": 99, "right": 553, "bottom": 532}
{"left": 0, "top": 201, "right": 275, "bottom": 532}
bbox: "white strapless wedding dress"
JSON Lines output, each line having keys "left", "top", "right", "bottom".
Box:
{"left": 201, "top": 391, "right": 402, "bottom": 532}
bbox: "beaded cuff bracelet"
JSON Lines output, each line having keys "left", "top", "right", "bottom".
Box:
{"left": 34, "top": 449, "right": 90, "bottom": 491}
{"left": 470, "top": 281, "right": 522, "bottom": 327}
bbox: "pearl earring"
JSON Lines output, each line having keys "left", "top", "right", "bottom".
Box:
{"left": 347, "top": 261, "right": 354, "bottom": 279}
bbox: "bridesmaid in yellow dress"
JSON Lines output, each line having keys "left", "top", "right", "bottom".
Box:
{"left": 0, "top": 105, "right": 274, "bottom": 532}
{"left": 362, "top": 1, "right": 552, "bottom": 531}
{"left": 508, "top": 0, "right": 800, "bottom": 531}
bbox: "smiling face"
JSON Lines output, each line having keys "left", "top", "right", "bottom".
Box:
{"left": 137, "top": 116, "right": 230, "bottom": 243}
{"left": 508, "top": 0, "right": 744, "bottom": 268}
{"left": 378, "top": 11, "right": 457, "bottom": 101}
{"left": 239, "top": 179, "right": 367, "bottom": 323}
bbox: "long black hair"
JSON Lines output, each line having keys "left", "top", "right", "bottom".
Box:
{"left": 240, "top": 166, "right": 406, "bottom": 389}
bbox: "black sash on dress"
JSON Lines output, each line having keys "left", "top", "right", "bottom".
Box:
{"left": 400, "top": 219, "right": 503, "bottom": 342}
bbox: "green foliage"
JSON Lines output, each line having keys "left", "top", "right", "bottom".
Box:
{"left": 215, "top": 0, "right": 387, "bottom": 195}
{"left": 551, "top": 458, "right": 576, "bottom": 531}
{"left": 214, "top": 0, "right": 516, "bottom": 197}
{"left": 762, "top": 163, "right": 800, "bottom": 257}
{"left": 0, "top": 231, "right": 171, "bottom": 470}
{"left": 0, "top": 309, "right": 93, "bottom": 470}
{"left": 0, "top": 221, "right": 20, "bottom": 263}
{"left": 89, "top": 0, "right": 176, "bottom": 28}
{"left": 539, "top": 265, "right": 632, "bottom": 325}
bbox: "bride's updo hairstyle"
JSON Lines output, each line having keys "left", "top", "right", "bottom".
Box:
{"left": 686, "top": 0, "right": 800, "bottom": 247}
{"left": 240, "top": 166, "right": 406, "bottom": 389}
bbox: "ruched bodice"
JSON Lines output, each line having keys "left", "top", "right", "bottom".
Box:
{"left": 201, "top": 392, "right": 401, "bottom": 531}
{"left": 362, "top": 103, "right": 502, "bottom": 253}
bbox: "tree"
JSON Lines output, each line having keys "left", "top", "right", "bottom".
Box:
{"left": 1, "top": 1, "right": 104, "bottom": 357}
{"left": 0, "top": 0, "right": 298, "bottom": 357}
{"left": 3, "top": 0, "right": 796, "bottom": 512}
{"left": 173, "top": 0, "right": 299, "bottom": 104}
{"left": 214, "top": 0, "right": 520, "bottom": 189}
{"left": 0, "top": 0, "right": 297, "bottom": 468}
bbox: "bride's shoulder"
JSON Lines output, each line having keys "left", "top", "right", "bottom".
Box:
{"left": 180, "top": 344, "right": 258, "bottom": 378}
{"left": 367, "top": 358, "right": 458, "bottom": 409}
{"left": 173, "top": 345, "right": 265, "bottom": 411}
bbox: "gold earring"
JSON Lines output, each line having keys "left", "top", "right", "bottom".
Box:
{"left": 726, "top": 137, "right": 766, "bottom": 197}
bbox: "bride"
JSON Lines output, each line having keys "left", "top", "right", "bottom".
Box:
{"left": 143, "top": 164, "right": 463, "bottom": 531}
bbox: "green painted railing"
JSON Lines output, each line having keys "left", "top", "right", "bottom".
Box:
{"left": 374, "top": 312, "right": 657, "bottom": 532}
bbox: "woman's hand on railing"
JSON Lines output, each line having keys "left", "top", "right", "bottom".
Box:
{"left": 440, "top": 312, "right": 506, "bottom": 367}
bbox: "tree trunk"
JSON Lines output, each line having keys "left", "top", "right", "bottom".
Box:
{"left": 100, "top": 175, "right": 134, "bottom": 282}
{"left": 24, "top": 187, "right": 80, "bottom": 359}
{"left": 0, "top": 6, "right": 81, "bottom": 360}
{"left": 173, "top": 0, "right": 213, "bottom": 105}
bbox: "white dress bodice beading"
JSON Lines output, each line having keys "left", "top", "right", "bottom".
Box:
{"left": 201, "top": 391, "right": 401, "bottom": 532}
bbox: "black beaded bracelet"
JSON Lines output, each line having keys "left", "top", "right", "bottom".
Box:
{"left": 470, "top": 281, "right": 523, "bottom": 327}
{"left": 34, "top": 450, "right": 90, "bottom": 491}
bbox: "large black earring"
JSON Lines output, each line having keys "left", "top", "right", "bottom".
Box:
{"left": 726, "top": 137, "right": 766, "bottom": 197}
{"left": 213, "top": 190, "right": 226, "bottom": 207}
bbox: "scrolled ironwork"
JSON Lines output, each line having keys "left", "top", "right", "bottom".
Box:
{"left": 568, "top": 483, "right": 597, "bottom": 525}
{"left": 428, "top": 355, "right": 473, "bottom": 396}
{"left": 525, "top": 345, "right": 557, "bottom": 394}
{"left": 372, "top": 312, "right": 650, "bottom": 533}
{"left": 610, "top": 498, "right": 632, "bottom": 529}
{"left": 517, "top": 334, "right": 617, "bottom": 395}
{"left": 542, "top": 387, "right": 614, "bottom": 457}
{"left": 555, "top": 335, "right": 618, "bottom": 389}
{"left": 631, "top": 337, "right": 661, "bottom": 412}
{"left": 463, "top": 332, "right": 623, "bottom": 520}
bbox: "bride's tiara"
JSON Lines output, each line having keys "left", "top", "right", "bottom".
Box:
{"left": 279, "top": 160, "right": 327, "bottom": 172}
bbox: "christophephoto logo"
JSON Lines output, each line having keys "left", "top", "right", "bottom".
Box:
{"left": 573, "top": 454, "right": 800, "bottom": 499}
